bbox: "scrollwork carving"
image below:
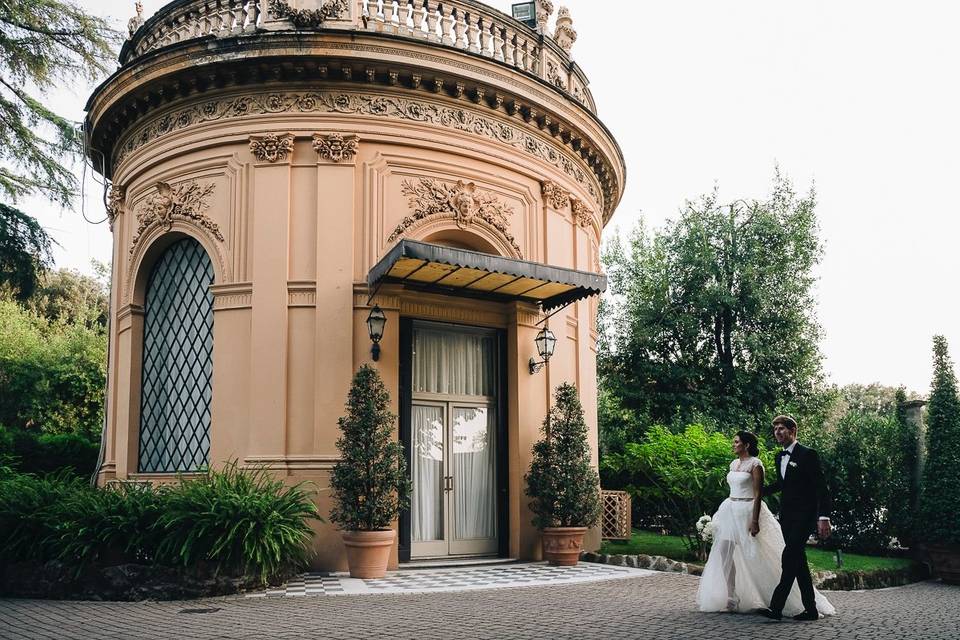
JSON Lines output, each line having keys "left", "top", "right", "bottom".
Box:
{"left": 131, "top": 181, "right": 222, "bottom": 252}
{"left": 249, "top": 132, "right": 295, "bottom": 162}
{"left": 389, "top": 177, "right": 522, "bottom": 257}
{"left": 312, "top": 132, "right": 359, "bottom": 162}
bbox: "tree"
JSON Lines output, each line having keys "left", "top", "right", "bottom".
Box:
{"left": 525, "top": 383, "right": 601, "bottom": 529}
{"left": 23, "top": 264, "right": 109, "bottom": 328}
{"left": 889, "top": 386, "right": 921, "bottom": 546}
{"left": 0, "top": 0, "right": 119, "bottom": 207}
{"left": 0, "top": 299, "right": 106, "bottom": 438}
{"left": 600, "top": 171, "right": 823, "bottom": 433}
{"left": 329, "top": 365, "right": 410, "bottom": 531}
{"left": 0, "top": 202, "right": 54, "bottom": 301}
{"left": 918, "top": 336, "right": 960, "bottom": 546}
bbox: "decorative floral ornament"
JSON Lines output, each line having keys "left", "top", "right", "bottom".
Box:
{"left": 249, "top": 133, "right": 295, "bottom": 163}
{"left": 107, "top": 184, "right": 126, "bottom": 230}
{"left": 312, "top": 132, "right": 359, "bottom": 163}
{"left": 131, "top": 181, "right": 221, "bottom": 251}
{"left": 390, "top": 177, "right": 522, "bottom": 257}
{"left": 268, "top": 0, "right": 349, "bottom": 29}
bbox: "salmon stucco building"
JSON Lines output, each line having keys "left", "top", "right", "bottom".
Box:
{"left": 86, "top": 0, "right": 625, "bottom": 570}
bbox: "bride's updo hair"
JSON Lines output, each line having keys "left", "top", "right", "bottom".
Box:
{"left": 736, "top": 430, "right": 760, "bottom": 457}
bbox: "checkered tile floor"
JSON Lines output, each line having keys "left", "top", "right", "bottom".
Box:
{"left": 248, "top": 561, "right": 652, "bottom": 598}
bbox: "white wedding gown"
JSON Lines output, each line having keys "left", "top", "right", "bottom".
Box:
{"left": 696, "top": 457, "right": 836, "bottom": 616}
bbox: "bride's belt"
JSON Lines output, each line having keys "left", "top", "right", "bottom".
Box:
{"left": 728, "top": 497, "right": 754, "bottom": 501}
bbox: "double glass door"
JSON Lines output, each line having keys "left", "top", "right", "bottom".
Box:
{"left": 410, "top": 323, "right": 498, "bottom": 558}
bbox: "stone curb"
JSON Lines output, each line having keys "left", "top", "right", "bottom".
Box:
{"left": 581, "top": 551, "right": 929, "bottom": 590}
{"left": 580, "top": 552, "right": 703, "bottom": 576}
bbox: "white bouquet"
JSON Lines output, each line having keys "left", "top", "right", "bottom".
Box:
{"left": 695, "top": 514, "right": 714, "bottom": 543}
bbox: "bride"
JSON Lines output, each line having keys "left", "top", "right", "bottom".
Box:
{"left": 696, "top": 431, "right": 835, "bottom": 617}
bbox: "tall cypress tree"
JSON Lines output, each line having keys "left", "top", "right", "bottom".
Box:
{"left": 918, "top": 336, "right": 960, "bottom": 546}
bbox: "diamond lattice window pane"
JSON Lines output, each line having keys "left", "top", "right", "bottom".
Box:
{"left": 138, "top": 238, "right": 214, "bottom": 473}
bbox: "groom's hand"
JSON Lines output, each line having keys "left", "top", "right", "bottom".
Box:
{"left": 817, "top": 519, "right": 832, "bottom": 540}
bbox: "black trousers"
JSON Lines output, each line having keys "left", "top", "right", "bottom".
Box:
{"left": 770, "top": 520, "right": 817, "bottom": 614}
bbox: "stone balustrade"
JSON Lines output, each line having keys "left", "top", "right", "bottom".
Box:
{"left": 124, "top": 0, "right": 262, "bottom": 63}
{"left": 360, "top": 0, "right": 541, "bottom": 75}
{"left": 119, "top": 0, "right": 591, "bottom": 109}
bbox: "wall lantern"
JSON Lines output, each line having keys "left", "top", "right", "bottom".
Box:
{"left": 528, "top": 327, "right": 557, "bottom": 374}
{"left": 366, "top": 304, "right": 387, "bottom": 361}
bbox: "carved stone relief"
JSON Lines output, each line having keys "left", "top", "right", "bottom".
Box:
{"left": 312, "top": 132, "right": 359, "bottom": 162}
{"left": 131, "top": 181, "right": 222, "bottom": 251}
{"left": 541, "top": 180, "right": 570, "bottom": 210}
{"left": 267, "top": 0, "right": 349, "bottom": 28}
{"left": 107, "top": 184, "right": 125, "bottom": 230}
{"left": 389, "top": 177, "right": 523, "bottom": 257}
{"left": 249, "top": 132, "right": 295, "bottom": 162}
{"left": 113, "top": 91, "right": 604, "bottom": 214}
{"left": 546, "top": 60, "right": 566, "bottom": 91}
{"left": 570, "top": 197, "right": 592, "bottom": 228}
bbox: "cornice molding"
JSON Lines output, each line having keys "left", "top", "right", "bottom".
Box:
{"left": 112, "top": 88, "right": 606, "bottom": 214}
{"left": 85, "top": 34, "right": 622, "bottom": 218}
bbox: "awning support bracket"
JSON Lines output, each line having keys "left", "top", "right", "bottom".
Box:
{"left": 536, "top": 299, "right": 577, "bottom": 326}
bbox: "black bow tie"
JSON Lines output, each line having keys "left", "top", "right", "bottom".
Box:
{"left": 782, "top": 449, "right": 793, "bottom": 456}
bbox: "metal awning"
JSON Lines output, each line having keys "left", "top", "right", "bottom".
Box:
{"left": 367, "top": 240, "right": 606, "bottom": 312}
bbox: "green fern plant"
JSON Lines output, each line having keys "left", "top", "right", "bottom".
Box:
{"left": 156, "top": 461, "right": 321, "bottom": 584}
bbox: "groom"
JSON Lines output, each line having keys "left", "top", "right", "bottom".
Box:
{"left": 759, "top": 414, "right": 832, "bottom": 622}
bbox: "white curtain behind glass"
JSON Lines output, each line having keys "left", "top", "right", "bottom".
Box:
{"left": 413, "top": 328, "right": 495, "bottom": 396}
{"left": 412, "top": 405, "right": 444, "bottom": 542}
{"left": 453, "top": 407, "right": 496, "bottom": 540}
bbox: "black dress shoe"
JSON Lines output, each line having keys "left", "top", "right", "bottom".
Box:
{"left": 757, "top": 608, "right": 782, "bottom": 620}
{"left": 793, "top": 610, "right": 819, "bottom": 621}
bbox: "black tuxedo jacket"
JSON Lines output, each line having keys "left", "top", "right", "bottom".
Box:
{"left": 762, "top": 443, "right": 831, "bottom": 530}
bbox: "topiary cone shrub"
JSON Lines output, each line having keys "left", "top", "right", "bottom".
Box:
{"left": 329, "top": 364, "right": 411, "bottom": 531}
{"left": 525, "top": 383, "right": 601, "bottom": 565}
{"left": 918, "top": 336, "right": 960, "bottom": 584}
{"left": 329, "top": 365, "right": 410, "bottom": 577}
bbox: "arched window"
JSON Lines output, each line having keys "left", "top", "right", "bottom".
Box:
{"left": 138, "top": 237, "right": 214, "bottom": 472}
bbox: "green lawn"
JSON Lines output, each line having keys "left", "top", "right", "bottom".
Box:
{"left": 600, "top": 530, "right": 912, "bottom": 573}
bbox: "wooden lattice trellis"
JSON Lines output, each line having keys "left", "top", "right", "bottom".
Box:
{"left": 601, "top": 490, "right": 631, "bottom": 540}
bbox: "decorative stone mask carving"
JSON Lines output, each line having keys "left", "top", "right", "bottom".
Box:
{"left": 249, "top": 133, "right": 295, "bottom": 162}
{"left": 131, "top": 181, "right": 222, "bottom": 251}
{"left": 390, "top": 177, "right": 522, "bottom": 257}
{"left": 541, "top": 180, "right": 570, "bottom": 210}
{"left": 312, "top": 132, "right": 359, "bottom": 163}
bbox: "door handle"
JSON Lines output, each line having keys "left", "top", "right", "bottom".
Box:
{"left": 444, "top": 475, "right": 453, "bottom": 492}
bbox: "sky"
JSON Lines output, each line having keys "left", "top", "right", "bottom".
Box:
{"left": 25, "top": 0, "right": 960, "bottom": 394}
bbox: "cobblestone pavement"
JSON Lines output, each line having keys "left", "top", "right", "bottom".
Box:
{"left": 1, "top": 573, "right": 957, "bottom": 640}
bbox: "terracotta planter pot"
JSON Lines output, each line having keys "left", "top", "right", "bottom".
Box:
{"left": 925, "top": 543, "right": 960, "bottom": 585}
{"left": 342, "top": 529, "right": 395, "bottom": 579}
{"left": 541, "top": 527, "right": 588, "bottom": 566}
